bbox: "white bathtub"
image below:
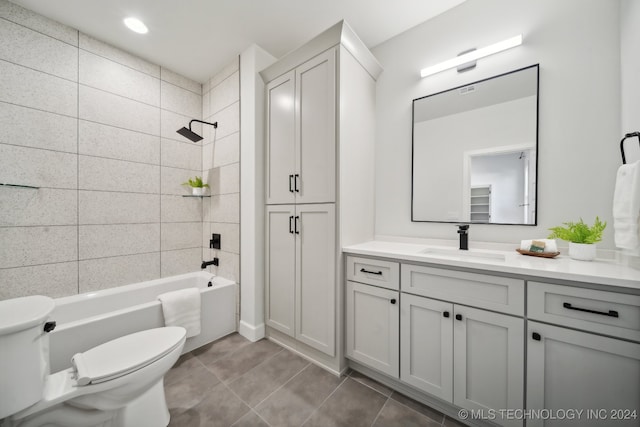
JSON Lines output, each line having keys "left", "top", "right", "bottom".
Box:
{"left": 48, "top": 271, "right": 237, "bottom": 372}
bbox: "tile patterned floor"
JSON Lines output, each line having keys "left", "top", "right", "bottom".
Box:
{"left": 165, "top": 333, "right": 466, "bottom": 427}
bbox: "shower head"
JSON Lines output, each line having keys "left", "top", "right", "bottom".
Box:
{"left": 176, "top": 120, "right": 218, "bottom": 143}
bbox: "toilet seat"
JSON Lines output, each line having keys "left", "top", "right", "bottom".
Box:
{"left": 72, "top": 327, "right": 185, "bottom": 386}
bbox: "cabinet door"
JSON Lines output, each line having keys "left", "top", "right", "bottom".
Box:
{"left": 295, "top": 204, "right": 335, "bottom": 355}
{"left": 265, "top": 205, "right": 296, "bottom": 336}
{"left": 400, "top": 294, "right": 453, "bottom": 401}
{"left": 346, "top": 281, "right": 399, "bottom": 377}
{"left": 527, "top": 321, "right": 640, "bottom": 427}
{"left": 453, "top": 306, "right": 524, "bottom": 427}
{"left": 295, "top": 49, "right": 336, "bottom": 204}
{"left": 266, "top": 71, "right": 296, "bottom": 205}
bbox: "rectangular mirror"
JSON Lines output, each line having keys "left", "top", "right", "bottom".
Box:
{"left": 412, "top": 64, "right": 539, "bottom": 225}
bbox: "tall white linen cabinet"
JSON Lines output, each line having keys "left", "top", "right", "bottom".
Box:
{"left": 260, "top": 21, "right": 382, "bottom": 373}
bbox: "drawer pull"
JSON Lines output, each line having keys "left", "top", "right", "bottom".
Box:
{"left": 532, "top": 332, "right": 541, "bottom": 341}
{"left": 390, "top": 298, "right": 396, "bottom": 305}
{"left": 455, "top": 314, "right": 463, "bottom": 321}
{"left": 360, "top": 268, "right": 383, "bottom": 276}
{"left": 443, "top": 311, "right": 450, "bottom": 318}
{"left": 562, "top": 302, "right": 619, "bottom": 318}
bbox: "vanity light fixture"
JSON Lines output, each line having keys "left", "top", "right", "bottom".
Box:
{"left": 420, "top": 34, "right": 523, "bottom": 78}
{"left": 123, "top": 17, "right": 148, "bottom": 34}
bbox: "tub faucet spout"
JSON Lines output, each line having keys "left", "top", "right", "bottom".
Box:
{"left": 201, "top": 258, "right": 219, "bottom": 269}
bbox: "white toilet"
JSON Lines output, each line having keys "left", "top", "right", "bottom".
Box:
{"left": 0, "top": 295, "right": 186, "bottom": 427}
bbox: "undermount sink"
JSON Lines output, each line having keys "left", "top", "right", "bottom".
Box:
{"left": 420, "top": 247, "right": 506, "bottom": 261}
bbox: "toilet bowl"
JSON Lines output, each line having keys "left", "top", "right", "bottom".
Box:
{"left": 0, "top": 296, "right": 186, "bottom": 427}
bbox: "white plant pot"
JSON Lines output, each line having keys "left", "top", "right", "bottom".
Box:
{"left": 192, "top": 187, "right": 205, "bottom": 196}
{"left": 568, "top": 242, "right": 597, "bottom": 261}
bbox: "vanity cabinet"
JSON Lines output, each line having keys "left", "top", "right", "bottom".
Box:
{"left": 526, "top": 282, "right": 640, "bottom": 427}
{"left": 265, "top": 49, "right": 336, "bottom": 205}
{"left": 265, "top": 204, "right": 335, "bottom": 354}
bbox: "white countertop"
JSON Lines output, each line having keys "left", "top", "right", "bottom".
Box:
{"left": 343, "top": 240, "right": 640, "bottom": 290}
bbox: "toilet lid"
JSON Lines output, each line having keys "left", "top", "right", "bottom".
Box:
{"left": 0, "top": 295, "right": 55, "bottom": 335}
{"left": 72, "top": 327, "right": 186, "bottom": 386}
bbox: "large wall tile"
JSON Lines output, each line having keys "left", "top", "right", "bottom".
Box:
{"left": 79, "top": 191, "right": 159, "bottom": 224}
{"left": 161, "top": 248, "right": 202, "bottom": 277}
{"left": 79, "top": 120, "right": 160, "bottom": 165}
{"left": 79, "top": 33, "right": 159, "bottom": 77}
{"left": 0, "top": 188, "right": 77, "bottom": 226}
{"left": 161, "top": 81, "right": 202, "bottom": 118}
{"left": 0, "top": 262, "right": 78, "bottom": 300}
{"left": 208, "top": 57, "right": 239, "bottom": 89}
{"left": 161, "top": 167, "right": 201, "bottom": 195}
{"left": 0, "top": 144, "right": 77, "bottom": 189}
{"left": 209, "top": 193, "right": 240, "bottom": 223}
{"left": 203, "top": 91, "right": 210, "bottom": 120}
{"left": 161, "top": 138, "right": 202, "bottom": 170}
{"left": 0, "top": 102, "right": 76, "bottom": 152}
{"left": 79, "top": 50, "right": 160, "bottom": 106}
{"left": 0, "top": 19, "right": 77, "bottom": 80}
{"left": 208, "top": 101, "right": 239, "bottom": 141}
{"left": 161, "top": 195, "right": 203, "bottom": 223}
{"left": 79, "top": 223, "right": 160, "bottom": 259}
{"left": 209, "top": 222, "right": 240, "bottom": 254}
{"left": 0, "top": 0, "right": 78, "bottom": 46}
{"left": 161, "top": 222, "right": 202, "bottom": 251}
{"left": 213, "top": 132, "right": 240, "bottom": 168}
{"left": 161, "top": 109, "right": 202, "bottom": 142}
{"left": 209, "top": 71, "right": 239, "bottom": 116}
{"left": 0, "top": 60, "right": 77, "bottom": 116}
{"left": 204, "top": 250, "right": 239, "bottom": 283}
{"left": 161, "top": 67, "right": 201, "bottom": 95}
{"left": 0, "top": 226, "right": 77, "bottom": 268}
{"left": 207, "top": 162, "right": 239, "bottom": 195}
{"left": 79, "top": 85, "right": 160, "bottom": 135}
{"left": 79, "top": 252, "right": 160, "bottom": 293}
{"left": 79, "top": 155, "right": 159, "bottom": 194}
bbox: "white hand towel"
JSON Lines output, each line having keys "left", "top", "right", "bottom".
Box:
{"left": 613, "top": 160, "right": 640, "bottom": 250}
{"left": 520, "top": 239, "right": 558, "bottom": 253}
{"left": 158, "top": 288, "right": 201, "bottom": 338}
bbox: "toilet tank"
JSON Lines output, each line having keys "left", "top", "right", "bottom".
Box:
{"left": 0, "top": 295, "right": 55, "bottom": 419}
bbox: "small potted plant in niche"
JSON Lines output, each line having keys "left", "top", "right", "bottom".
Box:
{"left": 182, "top": 176, "right": 209, "bottom": 196}
{"left": 548, "top": 217, "right": 606, "bottom": 261}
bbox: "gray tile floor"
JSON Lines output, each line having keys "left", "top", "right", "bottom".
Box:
{"left": 165, "top": 333, "right": 466, "bottom": 427}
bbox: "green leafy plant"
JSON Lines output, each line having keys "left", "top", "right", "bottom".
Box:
{"left": 181, "top": 176, "right": 209, "bottom": 188}
{"left": 548, "top": 217, "right": 606, "bottom": 244}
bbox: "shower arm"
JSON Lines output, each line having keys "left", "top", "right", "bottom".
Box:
{"left": 188, "top": 119, "right": 218, "bottom": 131}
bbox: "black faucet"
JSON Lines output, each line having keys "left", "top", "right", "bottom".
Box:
{"left": 201, "top": 258, "right": 219, "bottom": 269}
{"left": 457, "top": 225, "right": 469, "bottom": 250}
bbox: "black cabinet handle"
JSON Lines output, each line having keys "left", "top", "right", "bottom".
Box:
{"left": 289, "top": 216, "right": 294, "bottom": 234}
{"left": 563, "top": 302, "right": 619, "bottom": 318}
{"left": 294, "top": 216, "right": 300, "bottom": 234}
{"left": 289, "top": 174, "right": 294, "bottom": 193}
{"left": 390, "top": 299, "right": 396, "bottom": 305}
{"left": 294, "top": 174, "right": 300, "bottom": 192}
{"left": 455, "top": 314, "right": 462, "bottom": 321}
{"left": 532, "top": 332, "right": 541, "bottom": 341}
{"left": 359, "top": 268, "right": 382, "bottom": 275}
{"left": 443, "top": 311, "right": 450, "bottom": 318}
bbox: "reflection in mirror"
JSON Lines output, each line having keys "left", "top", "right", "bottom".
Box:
{"left": 412, "top": 64, "right": 539, "bottom": 225}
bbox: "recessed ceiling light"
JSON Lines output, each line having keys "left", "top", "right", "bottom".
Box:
{"left": 123, "top": 17, "right": 148, "bottom": 34}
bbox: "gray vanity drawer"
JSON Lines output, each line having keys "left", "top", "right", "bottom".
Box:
{"left": 346, "top": 256, "right": 399, "bottom": 290}
{"left": 401, "top": 264, "right": 524, "bottom": 316}
{"left": 528, "top": 282, "right": 640, "bottom": 342}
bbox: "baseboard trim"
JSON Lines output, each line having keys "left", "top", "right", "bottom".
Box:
{"left": 238, "top": 320, "right": 265, "bottom": 342}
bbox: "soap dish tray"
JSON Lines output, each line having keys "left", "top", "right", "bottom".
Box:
{"left": 516, "top": 249, "right": 560, "bottom": 258}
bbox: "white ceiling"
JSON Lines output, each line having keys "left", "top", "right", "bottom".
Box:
{"left": 10, "top": 0, "right": 466, "bottom": 83}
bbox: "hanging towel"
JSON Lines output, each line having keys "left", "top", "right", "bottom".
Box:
{"left": 519, "top": 239, "right": 558, "bottom": 253}
{"left": 613, "top": 160, "right": 640, "bottom": 250}
{"left": 158, "top": 288, "right": 201, "bottom": 338}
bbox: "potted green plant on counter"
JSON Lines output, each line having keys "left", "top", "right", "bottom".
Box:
{"left": 182, "top": 176, "right": 209, "bottom": 196}
{"left": 548, "top": 217, "right": 606, "bottom": 261}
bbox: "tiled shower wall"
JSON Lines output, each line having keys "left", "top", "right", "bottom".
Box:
{"left": 201, "top": 60, "right": 241, "bottom": 286}
{"left": 0, "top": 0, "right": 204, "bottom": 300}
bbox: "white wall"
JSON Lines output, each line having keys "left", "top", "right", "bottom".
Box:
{"left": 621, "top": 0, "right": 640, "bottom": 164}
{"left": 373, "top": 0, "right": 622, "bottom": 248}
